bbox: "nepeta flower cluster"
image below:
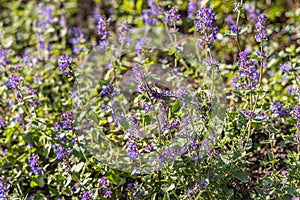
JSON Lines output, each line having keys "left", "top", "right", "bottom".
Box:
{"left": 28, "top": 154, "right": 42, "bottom": 175}
{"left": 195, "top": 7, "right": 218, "bottom": 46}
{"left": 254, "top": 14, "right": 268, "bottom": 42}
{"left": 99, "top": 176, "right": 112, "bottom": 197}
{"left": 280, "top": 62, "right": 292, "bottom": 74}
{"left": 79, "top": 189, "right": 93, "bottom": 200}
{"left": 0, "top": 179, "right": 8, "bottom": 200}
{"left": 57, "top": 54, "right": 74, "bottom": 76}
{"left": 54, "top": 144, "right": 74, "bottom": 160}
{"left": 271, "top": 102, "right": 290, "bottom": 118}
{"left": 97, "top": 16, "right": 111, "bottom": 48}
{"left": 132, "top": 64, "right": 146, "bottom": 83}
{"left": 188, "top": 180, "right": 207, "bottom": 198}
{"left": 247, "top": 5, "right": 261, "bottom": 20}
{"left": 117, "top": 21, "right": 131, "bottom": 45}
{"left": 292, "top": 106, "right": 300, "bottom": 120}
{"left": 7, "top": 73, "right": 23, "bottom": 89}
{"left": 164, "top": 6, "right": 181, "bottom": 27}
{"left": 231, "top": 51, "right": 259, "bottom": 90}
{"left": 141, "top": 0, "right": 162, "bottom": 25}
{"left": 187, "top": 0, "right": 201, "bottom": 19}
{"left": 55, "top": 110, "right": 73, "bottom": 131}
{"left": 225, "top": 14, "right": 238, "bottom": 32}
{"left": 69, "top": 27, "right": 86, "bottom": 54}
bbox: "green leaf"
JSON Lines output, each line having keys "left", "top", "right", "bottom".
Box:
{"left": 172, "top": 100, "right": 181, "bottom": 113}
{"left": 37, "top": 176, "right": 45, "bottom": 187}
{"left": 260, "top": 140, "right": 272, "bottom": 144}
{"left": 233, "top": 170, "right": 248, "bottom": 182}
{"left": 283, "top": 136, "right": 298, "bottom": 144}
{"left": 30, "top": 180, "right": 38, "bottom": 188}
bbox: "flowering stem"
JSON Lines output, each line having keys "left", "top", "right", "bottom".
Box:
{"left": 259, "top": 42, "right": 264, "bottom": 86}
{"left": 144, "top": 81, "right": 162, "bottom": 144}
{"left": 235, "top": 0, "right": 243, "bottom": 53}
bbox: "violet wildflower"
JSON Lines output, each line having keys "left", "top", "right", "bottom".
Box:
{"left": 57, "top": 54, "right": 74, "bottom": 76}
{"left": 271, "top": 101, "right": 290, "bottom": 118}
{"left": 232, "top": 51, "right": 259, "bottom": 90}
{"left": 69, "top": 27, "right": 85, "bottom": 54}
{"left": 247, "top": 5, "right": 260, "bottom": 20}
{"left": 103, "top": 189, "right": 112, "bottom": 197}
{"left": 54, "top": 122, "right": 61, "bottom": 131}
{"left": 201, "top": 180, "right": 207, "bottom": 186}
{"left": 0, "top": 48, "right": 12, "bottom": 64}
{"left": 80, "top": 189, "right": 93, "bottom": 200}
{"left": 0, "top": 178, "right": 8, "bottom": 200}
{"left": 254, "top": 14, "right": 268, "bottom": 42}
{"left": 7, "top": 73, "right": 22, "bottom": 89}
{"left": 55, "top": 144, "right": 73, "bottom": 160}
{"left": 14, "top": 115, "right": 25, "bottom": 128}
{"left": 99, "top": 176, "right": 108, "bottom": 186}
{"left": 70, "top": 90, "right": 78, "bottom": 98}
{"left": 280, "top": 62, "right": 292, "bottom": 74}
{"left": 135, "top": 38, "right": 150, "bottom": 55}
{"left": 145, "top": 103, "right": 152, "bottom": 112}
{"left": 148, "top": 0, "right": 162, "bottom": 16}
{"left": 93, "top": 6, "right": 101, "bottom": 21}
{"left": 292, "top": 106, "right": 300, "bottom": 120}
{"left": 103, "top": 83, "right": 119, "bottom": 99}
{"left": 97, "top": 16, "right": 111, "bottom": 48}
{"left": 28, "top": 154, "right": 42, "bottom": 175}
{"left": 195, "top": 6, "right": 218, "bottom": 46}
{"left": 295, "top": 133, "right": 300, "bottom": 142}
{"left": 117, "top": 21, "right": 131, "bottom": 45}
{"left": 140, "top": 0, "right": 162, "bottom": 25}
{"left": 188, "top": 1, "right": 201, "bottom": 19}
{"left": 126, "top": 142, "right": 139, "bottom": 159}
{"left": 61, "top": 110, "right": 73, "bottom": 130}
{"left": 164, "top": 6, "right": 181, "bottom": 26}
{"left": 132, "top": 64, "right": 146, "bottom": 83}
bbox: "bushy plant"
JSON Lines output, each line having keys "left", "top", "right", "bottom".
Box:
{"left": 0, "top": 0, "right": 299, "bottom": 199}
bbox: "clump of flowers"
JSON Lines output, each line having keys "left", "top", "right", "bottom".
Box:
{"left": 292, "top": 105, "right": 300, "bottom": 120}
{"left": 195, "top": 6, "right": 218, "bottom": 46}
{"left": 141, "top": 0, "right": 162, "bottom": 25}
{"left": 57, "top": 53, "right": 75, "bottom": 76}
{"left": 271, "top": 101, "right": 290, "bottom": 118}
{"left": 164, "top": 6, "right": 181, "bottom": 29}
{"left": 280, "top": 62, "right": 292, "bottom": 74}
{"left": 0, "top": 178, "right": 8, "bottom": 200}
{"left": 79, "top": 189, "right": 93, "bottom": 200}
{"left": 54, "top": 144, "right": 74, "bottom": 160}
{"left": 28, "top": 154, "right": 42, "bottom": 175}
{"left": 231, "top": 51, "right": 259, "bottom": 90}
{"left": 187, "top": 0, "right": 201, "bottom": 19}
{"left": 254, "top": 14, "right": 268, "bottom": 42}
{"left": 99, "top": 176, "right": 112, "bottom": 198}
{"left": 97, "top": 16, "right": 111, "bottom": 48}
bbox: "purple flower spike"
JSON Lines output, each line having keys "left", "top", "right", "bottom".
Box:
{"left": 28, "top": 154, "right": 42, "bottom": 175}
{"left": 195, "top": 6, "right": 218, "bottom": 46}
{"left": 292, "top": 105, "right": 300, "bottom": 120}
{"left": 164, "top": 6, "right": 181, "bottom": 26}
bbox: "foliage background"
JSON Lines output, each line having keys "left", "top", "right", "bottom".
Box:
{"left": 0, "top": 0, "right": 300, "bottom": 199}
